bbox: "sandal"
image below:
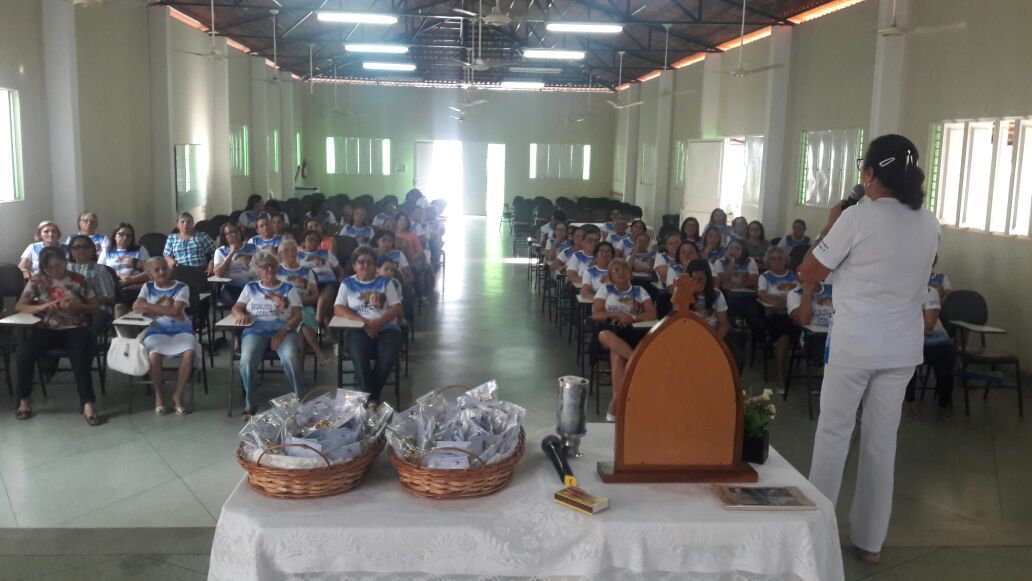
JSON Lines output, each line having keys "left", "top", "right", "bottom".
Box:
{"left": 15, "top": 408, "right": 31, "bottom": 420}
{"left": 84, "top": 413, "right": 101, "bottom": 427}
{"left": 175, "top": 406, "right": 190, "bottom": 416}
{"left": 155, "top": 406, "right": 166, "bottom": 416}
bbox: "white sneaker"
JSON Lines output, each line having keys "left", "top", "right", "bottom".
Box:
{"left": 605, "top": 412, "right": 616, "bottom": 422}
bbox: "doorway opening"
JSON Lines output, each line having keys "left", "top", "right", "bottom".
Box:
{"left": 486, "top": 143, "right": 506, "bottom": 222}
{"left": 414, "top": 140, "right": 464, "bottom": 217}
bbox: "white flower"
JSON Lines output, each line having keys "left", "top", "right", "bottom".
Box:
{"left": 761, "top": 388, "right": 773, "bottom": 400}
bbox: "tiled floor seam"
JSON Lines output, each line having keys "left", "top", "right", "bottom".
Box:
{"left": 143, "top": 554, "right": 210, "bottom": 575}
{"left": 50, "top": 476, "right": 187, "bottom": 527}
{"left": 0, "top": 461, "right": 18, "bottom": 527}
{"left": 854, "top": 547, "right": 943, "bottom": 581}
{"left": 135, "top": 425, "right": 222, "bottom": 521}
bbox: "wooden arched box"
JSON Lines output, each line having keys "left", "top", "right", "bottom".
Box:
{"left": 598, "top": 276, "right": 758, "bottom": 483}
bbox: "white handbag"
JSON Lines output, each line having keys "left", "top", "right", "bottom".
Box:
{"left": 107, "top": 332, "right": 151, "bottom": 377}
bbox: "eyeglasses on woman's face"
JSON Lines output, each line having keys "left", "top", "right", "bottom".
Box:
{"left": 115, "top": 231, "right": 131, "bottom": 237}
{"left": 71, "top": 244, "right": 93, "bottom": 251}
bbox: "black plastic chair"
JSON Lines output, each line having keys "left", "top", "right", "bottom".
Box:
{"left": 139, "top": 233, "right": 168, "bottom": 260}
{"left": 171, "top": 265, "right": 215, "bottom": 374}
{"left": 941, "top": 290, "right": 1022, "bottom": 417}
{"left": 0, "top": 262, "right": 23, "bottom": 394}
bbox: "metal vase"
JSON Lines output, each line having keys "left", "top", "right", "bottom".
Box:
{"left": 557, "top": 375, "right": 589, "bottom": 457}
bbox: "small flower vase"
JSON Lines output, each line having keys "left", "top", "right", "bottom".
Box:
{"left": 742, "top": 431, "right": 769, "bottom": 464}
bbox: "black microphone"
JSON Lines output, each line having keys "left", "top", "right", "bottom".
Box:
{"left": 842, "top": 184, "right": 865, "bottom": 209}
{"left": 541, "top": 435, "right": 577, "bottom": 487}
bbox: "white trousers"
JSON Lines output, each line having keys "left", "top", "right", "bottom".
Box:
{"left": 809, "top": 363, "right": 914, "bottom": 553}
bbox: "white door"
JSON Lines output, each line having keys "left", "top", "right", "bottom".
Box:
{"left": 413, "top": 141, "right": 434, "bottom": 191}
{"left": 681, "top": 139, "right": 724, "bottom": 222}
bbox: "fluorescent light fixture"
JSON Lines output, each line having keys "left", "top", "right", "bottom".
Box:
{"left": 317, "top": 11, "right": 398, "bottom": 25}
{"left": 362, "top": 62, "right": 416, "bottom": 72}
{"left": 508, "top": 66, "right": 563, "bottom": 74}
{"left": 448, "top": 106, "right": 463, "bottom": 112}
{"left": 545, "top": 22, "right": 623, "bottom": 34}
{"left": 523, "top": 49, "right": 586, "bottom": 60}
{"left": 345, "top": 43, "right": 409, "bottom": 54}
{"left": 501, "top": 81, "right": 545, "bottom": 89}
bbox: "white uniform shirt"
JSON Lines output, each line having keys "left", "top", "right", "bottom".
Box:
{"left": 691, "top": 291, "right": 728, "bottom": 331}
{"left": 582, "top": 265, "right": 609, "bottom": 293}
{"left": 594, "top": 283, "right": 649, "bottom": 315}
{"left": 565, "top": 250, "right": 593, "bottom": 276}
{"left": 758, "top": 270, "right": 798, "bottom": 301}
{"left": 787, "top": 283, "right": 835, "bottom": 328}
{"left": 812, "top": 197, "right": 940, "bottom": 368}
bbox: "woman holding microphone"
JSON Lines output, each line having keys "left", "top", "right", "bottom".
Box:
{"left": 796, "top": 135, "right": 940, "bottom": 564}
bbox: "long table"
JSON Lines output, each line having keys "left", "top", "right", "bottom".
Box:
{"left": 209, "top": 424, "right": 843, "bottom": 580}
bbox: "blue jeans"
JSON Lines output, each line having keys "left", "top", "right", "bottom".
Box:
{"left": 239, "top": 332, "right": 303, "bottom": 409}
{"left": 347, "top": 327, "right": 402, "bottom": 404}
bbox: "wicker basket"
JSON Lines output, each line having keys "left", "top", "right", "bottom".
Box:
{"left": 237, "top": 435, "right": 385, "bottom": 499}
{"left": 388, "top": 428, "right": 525, "bottom": 500}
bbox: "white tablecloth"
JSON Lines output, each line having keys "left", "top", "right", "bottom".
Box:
{"left": 209, "top": 424, "right": 843, "bottom": 581}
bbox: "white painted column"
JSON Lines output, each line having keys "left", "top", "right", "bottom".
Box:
{"left": 250, "top": 58, "right": 270, "bottom": 198}
{"left": 758, "top": 26, "right": 793, "bottom": 230}
{"left": 148, "top": 5, "right": 175, "bottom": 231}
{"left": 869, "top": 0, "right": 908, "bottom": 137}
{"left": 279, "top": 79, "right": 296, "bottom": 197}
{"left": 700, "top": 54, "right": 724, "bottom": 139}
{"left": 651, "top": 70, "right": 675, "bottom": 227}
{"left": 620, "top": 85, "right": 640, "bottom": 204}
{"left": 210, "top": 37, "right": 232, "bottom": 216}
{"left": 41, "top": 0, "right": 84, "bottom": 230}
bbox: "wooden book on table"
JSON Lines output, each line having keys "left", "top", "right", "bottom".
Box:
{"left": 598, "top": 275, "right": 758, "bottom": 483}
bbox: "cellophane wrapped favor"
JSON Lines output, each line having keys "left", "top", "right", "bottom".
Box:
{"left": 386, "top": 381, "right": 525, "bottom": 469}
{"left": 239, "top": 390, "right": 393, "bottom": 469}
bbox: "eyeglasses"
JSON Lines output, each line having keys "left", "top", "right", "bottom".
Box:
{"left": 115, "top": 231, "right": 130, "bottom": 237}
{"left": 71, "top": 245, "right": 93, "bottom": 250}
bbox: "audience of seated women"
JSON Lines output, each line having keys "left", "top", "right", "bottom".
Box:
{"left": 745, "top": 220, "right": 769, "bottom": 269}
{"left": 757, "top": 247, "right": 799, "bottom": 390}
{"left": 607, "top": 218, "right": 634, "bottom": 257}
{"left": 552, "top": 226, "right": 581, "bottom": 272}
{"left": 665, "top": 241, "right": 701, "bottom": 287}
{"left": 593, "top": 258, "right": 656, "bottom": 421}
{"left": 101, "top": 223, "right": 151, "bottom": 316}
{"left": 700, "top": 225, "right": 726, "bottom": 263}
{"left": 232, "top": 253, "right": 304, "bottom": 420}
{"left": 538, "top": 210, "right": 566, "bottom": 245}
{"left": 600, "top": 209, "right": 622, "bottom": 240}
{"left": 133, "top": 257, "right": 199, "bottom": 415}
{"left": 163, "top": 212, "right": 216, "bottom": 269}
{"left": 777, "top": 219, "right": 811, "bottom": 252}
{"left": 375, "top": 231, "right": 412, "bottom": 287}
{"left": 730, "top": 216, "right": 749, "bottom": 242}
{"left": 340, "top": 206, "right": 375, "bottom": 245}
{"left": 334, "top": 248, "right": 404, "bottom": 407}
{"left": 265, "top": 200, "right": 289, "bottom": 225}
{"left": 424, "top": 206, "right": 446, "bottom": 269}
{"left": 15, "top": 246, "right": 101, "bottom": 424}
{"left": 270, "top": 213, "right": 290, "bottom": 240}
{"left": 212, "top": 222, "right": 258, "bottom": 306}
{"left": 299, "top": 230, "right": 343, "bottom": 326}
{"left": 372, "top": 201, "right": 397, "bottom": 228}
{"left": 249, "top": 216, "right": 282, "bottom": 255}
{"left": 19, "top": 221, "right": 67, "bottom": 280}
{"left": 904, "top": 284, "right": 955, "bottom": 420}
{"left": 629, "top": 219, "right": 650, "bottom": 249}
{"left": 653, "top": 231, "right": 682, "bottom": 286}
{"left": 67, "top": 212, "right": 109, "bottom": 255}
{"left": 712, "top": 239, "right": 759, "bottom": 291}
{"left": 544, "top": 222, "right": 571, "bottom": 263}
{"left": 67, "top": 234, "right": 116, "bottom": 335}
{"left": 277, "top": 239, "right": 330, "bottom": 366}
{"left": 685, "top": 259, "right": 745, "bottom": 371}
{"left": 238, "top": 194, "right": 269, "bottom": 229}
{"left": 580, "top": 241, "right": 615, "bottom": 299}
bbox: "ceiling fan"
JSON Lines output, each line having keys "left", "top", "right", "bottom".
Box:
{"left": 260, "top": 9, "right": 284, "bottom": 84}
{"left": 607, "top": 52, "right": 644, "bottom": 110}
{"left": 566, "top": 73, "right": 597, "bottom": 123}
{"left": 176, "top": 0, "right": 227, "bottom": 61}
{"left": 709, "top": 0, "right": 784, "bottom": 78}
{"left": 453, "top": 0, "right": 512, "bottom": 28}
{"left": 877, "top": 0, "right": 966, "bottom": 37}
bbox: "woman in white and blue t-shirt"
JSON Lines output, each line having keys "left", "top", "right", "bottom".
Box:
{"left": 237, "top": 194, "right": 269, "bottom": 229}
{"left": 212, "top": 222, "right": 258, "bottom": 306}
{"left": 278, "top": 239, "right": 329, "bottom": 367}
{"left": 133, "top": 257, "right": 200, "bottom": 415}
{"left": 300, "top": 230, "right": 342, "bottom": 326}
{"left": 757, "top": 246, "right": 799, "bottom": 389}
{"left": 66, "top": 212, "right": 109, "bottom": 258}
{"left": 593, "top": 258, "right": 656, "bottom": 422}
{"left": 685, "top": 259, "right": 744, "bottom": 370}
{"left": 248, "top": 216, "right": 282, "bottom": 255}
{"left": 333, "top": 248, "right": 403, "bottom": 406}
{"left": 712, "top": 239, "right": 760, "bottom": 321}
{"left": 580, "top": 241, "right": 615, "bottom": 299}
{"left": 700, "top": 225, "right": 726, "bottom": 264}
{"left": 100, "top": 222, "right": 151, "bottom": 315}
{"left": 18, "top": 221, "right": 67, "bottom": 280}
{"left": 652, "top": 231, "right": 682, "bottom": 287}
{"left": 628, "top": 232, "right": 656, "bottom": 272}
{"left": 339, "top": 206, "right": 375, "bottom": 245}
{"left": 232, "top": 253, "right": 304, "bottom": 419}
